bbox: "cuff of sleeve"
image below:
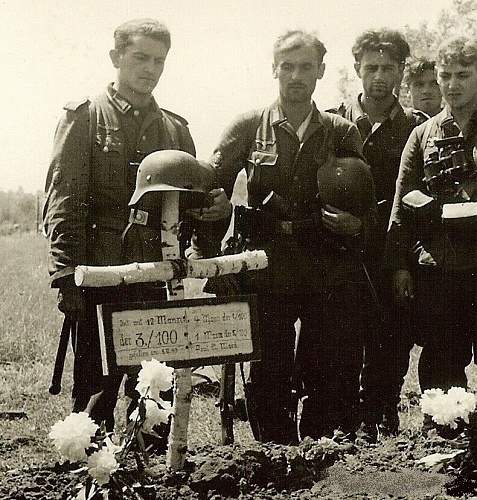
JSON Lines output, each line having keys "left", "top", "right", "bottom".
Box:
{"left": 50, "top": 267, "right": 76, "bottom": 288}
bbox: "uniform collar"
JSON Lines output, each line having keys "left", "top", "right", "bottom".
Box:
{"left": 352, "top": 93, "right": 404, "bottom": 123}
{"left": 106, "top": 83, "right": 160, "bottom": 115}
{"left": 269, "top": 100, "right": 323, "bottom": 127}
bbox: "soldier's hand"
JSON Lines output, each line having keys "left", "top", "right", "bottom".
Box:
{"left": 188, "top": 188, "right": 232, "bottom": 222}
{"left": 321, "top": 204, "right": 362, "bottom": 237}
{"left": 393, "top": 269, "right": 414, "bottom": 304}
{"left": 57, "top": 287, "right": 86, "bottom": 318}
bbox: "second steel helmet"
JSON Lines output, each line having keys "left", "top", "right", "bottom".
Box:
{"left": 129, "top": 150, "right": 213, "bottom": 206}
{"left": 317, "top": 156, "right": 375, "bottom": 216}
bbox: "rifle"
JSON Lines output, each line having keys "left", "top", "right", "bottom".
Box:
{"left": 211, "top": 211, "right": 243, "bottom": 445}
{"left": 49, "top": 317, "right": 73, "bottom": 395}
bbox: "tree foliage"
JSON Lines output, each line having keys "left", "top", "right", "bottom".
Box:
{"left": 0, "top": 189, "right": 43, "bottom": 234}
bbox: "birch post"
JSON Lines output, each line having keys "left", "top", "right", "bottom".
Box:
{"left": 161, "top": 191, "right": 191, "bottom": 471}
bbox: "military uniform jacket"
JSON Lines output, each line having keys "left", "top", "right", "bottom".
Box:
{"left": 211, "top": 100, "right": 367, "bottom": 294}
{"left": 333, "top": 95, "right": 425, "bottom": 264}
{"left": 387, "top": 107, "right": 477, "bottom": 272}
{"left": 43, "top": 85, "right": 195, "bottom": 287}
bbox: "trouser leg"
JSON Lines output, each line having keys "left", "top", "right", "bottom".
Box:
{"left": 360, "top": 271, "right": 413, "bottom": 429}
{"left": 300, "top": 283, "right": 365, "bottom": 439}
{"left": 247, "top": 293, "right": 299, "bottom": 444}
{"left": 71, "top": 312, "right": 123, "bottom": 432}
{"left": 416, "top": 270, "right": 474, "bottom": 392}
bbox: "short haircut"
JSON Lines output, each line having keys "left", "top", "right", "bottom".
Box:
{"left": 352, "top": 28, "right": 410, "bottom": 64}
{"left": 273, "top": 30, "right": 327, "bottom": 64}
{"left": 436, "top": 36, "right": 477, "bottom": 67}
{"left": 114, "top": 18, "right": 171, "bottom": 52}
{"left": 403, "top": 58, "right": 436, "bottom": 86}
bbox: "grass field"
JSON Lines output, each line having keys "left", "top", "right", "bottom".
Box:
{"left": 0, "top": 231, "right": 256, "bottom": 479}
{"left": 1, "top": 228, "right": 475, "bottom": 484}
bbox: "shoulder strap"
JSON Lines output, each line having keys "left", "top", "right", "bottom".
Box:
{"left": 254, "top": 108, "right": 272, "bottom": 149}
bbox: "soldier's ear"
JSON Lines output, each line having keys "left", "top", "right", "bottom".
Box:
{"left": 317, "top": 62, "right": 325, "bottom": 80}
{"left": 109, "top": 49, "right": 121, "bottom": 69}
{"left": 272, "top": 62, "right": 278, "bottom": 79}
{"left": 354, "top": 61, "right": 362, "bottom": 78}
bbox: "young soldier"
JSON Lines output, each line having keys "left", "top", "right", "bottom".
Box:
{"left": 388, "top": 37, "right": 477, "bottom": 403}
{"left": 43, "top": 19, "right": 229, "bottom": 432}
{"left": 404, "top": 58, "right": 442, "bottom": 118}
{"left": 207, "top": 30, "right": 376, "bottom": 444}
{"left": 334, "top": 29, "right": 425, "bottom": 440}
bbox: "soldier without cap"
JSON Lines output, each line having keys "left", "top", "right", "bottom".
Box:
{"left": 207, "top": 30, "right": 377, "bottom": 444}
{"left": 403, "top": 57, "right": 443, "bottom": 119}
{"left": 333, "top": 28, "right": 426, "bottom": 441}
{"left": 43, "top": 19, "right": 230, "bottom": 434}
{"left": 388, "top": 37, "right": 477, "bottom": 419}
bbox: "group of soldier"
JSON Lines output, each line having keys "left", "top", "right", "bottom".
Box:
{"left": 43, "top": 17, "right": 477, "bottom": 447}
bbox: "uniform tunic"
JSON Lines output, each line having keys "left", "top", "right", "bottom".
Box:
{"left": 387, "top": 107, "right": 477, "bottom": 391}
{"left": 43, "top": 85, "right": 195, "bottom": 428}
{"left": 334, "top": 95, "right": 425, "bottom": 429}
{"left": 211, "top": 101, "right": 375, "bottom": 442}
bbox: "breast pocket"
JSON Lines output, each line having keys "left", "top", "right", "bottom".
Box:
{"left": 246, "top": 151, "right": 279, "bottom": 198}
{"left": 93, "top": 125, "right": 125, "bottom": 189}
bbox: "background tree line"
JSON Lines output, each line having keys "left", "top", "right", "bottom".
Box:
{"left": 0, "top": 188, "right": 43, "bottom": 235}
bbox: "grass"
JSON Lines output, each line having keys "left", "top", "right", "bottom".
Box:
{"left": 0, "top": 231, "right": 254, "bottom": 478}
{"left": 1, "top": 226, "right": 475, "bottom": 482}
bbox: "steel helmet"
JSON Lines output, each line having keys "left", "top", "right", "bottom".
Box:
{"left": 317, "top": 156, "right": 375, "bottom": 216}
{"left": 129, "top": 150, "right": 213, "bottom": 206}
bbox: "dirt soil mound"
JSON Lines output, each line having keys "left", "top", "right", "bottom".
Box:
{"left": 0, "top": 433, "right": 468, "bottom": 499}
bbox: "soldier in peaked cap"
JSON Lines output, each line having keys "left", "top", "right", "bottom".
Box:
{"left": 43, "top": 19, "right": 230, "bottom": 432}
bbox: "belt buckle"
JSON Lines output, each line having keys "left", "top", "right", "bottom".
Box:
{"left": 129, "top": 208, "right": 149, "bottom": 226}
{"left": 280, "top": 220, "right": 293, "bottom": 236}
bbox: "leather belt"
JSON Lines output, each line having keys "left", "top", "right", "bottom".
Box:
{"left": 275, "top": 218, "right": 315, "bottom": 236}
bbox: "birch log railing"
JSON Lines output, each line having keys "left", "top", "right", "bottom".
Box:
{"left": 75, "top": 251, "right": 268, "bottom": 288}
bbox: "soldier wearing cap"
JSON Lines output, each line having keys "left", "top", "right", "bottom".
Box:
{"left": 208, "top": 30, "right": 377, "bottom": 444}
{"left": 43, "top": 19, "right": 230, "bottom": 431}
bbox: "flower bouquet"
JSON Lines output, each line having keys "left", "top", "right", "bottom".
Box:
{"left": 49, "top": 358, "right": 173, "bottom": 499}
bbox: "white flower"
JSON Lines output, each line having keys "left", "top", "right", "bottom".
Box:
{"left": 420, "top": 387, "right": 477, "bottom": 429}
{"left": 447, "top": 387, "right": 477, "bottom": 423}
{"left": 87, "top": 448, "right": 119, "bottom": 485}
{"left": 49, "top": 412, "right": 98, "bottom": 462}
{"left": 129, "top": 398, "right": 172, "bottom": 434}
{"left": 136, "top": 358, "right": 173, "bottom": 400}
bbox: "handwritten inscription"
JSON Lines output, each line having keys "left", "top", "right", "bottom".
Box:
{"left": 111, "top": 302, "right": 253, "bottom": 366}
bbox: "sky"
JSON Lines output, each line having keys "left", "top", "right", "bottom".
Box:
{"left": 1, "top": 0, "right": 452, "bottom": 193}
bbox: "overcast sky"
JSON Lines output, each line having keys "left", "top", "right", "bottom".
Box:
{"left": 1, "top": 0, "right": 451, "bottom": 193}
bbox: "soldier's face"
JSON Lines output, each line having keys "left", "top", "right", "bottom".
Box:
{"left": 355, "top": 50, "right": 402, "bottom": 100}
{"left": 409, "top": 69, "right": 442, "bottom": 116}
{"left": 273, "top": 46, "right": 325, "bottom": 104}
{"left": 110, "top": 35, "right": 169, "bottom": 97}
{"left": 437, "top": 62, "right": 477, "bottom": 112}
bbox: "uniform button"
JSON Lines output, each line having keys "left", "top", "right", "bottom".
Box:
{"left": 103, "top": 146, "right": 109, "bottom": 153}
{"left": 293, "top": 202, "right": 298, "bottom": 208}
{"left": 255, "top": 158, "right": 261, "bottom": 165}
{"left": 368, "top": 141, "right": 373, "bottom": 146}
{"left": 142, "top": 135, "right": 147, "bottom": 141}
{"left": 133, "top": 110, "right": 140, "bottom": 117}
{"left": 136, "top": 213, "right": 143, "bottom": 222}
{"left": 293, "top": 176, "right": 299, "bottom": 181}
